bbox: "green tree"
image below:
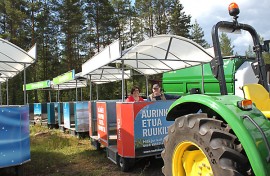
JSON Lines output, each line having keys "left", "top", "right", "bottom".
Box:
{"left": 263, "top": 53, "right": 270, "bottom": 64}
{"left": 153, "top": 0, "right": 168, "bottom": 35}
{"left": 126, "top": 5, "right": 137, "bottom": 48}
{"left": 56, "top": 0, "right": 85, "bottom": 72}
{"left": 111, "top": 0, "right": 133, "bottom": 49}
{"left": 168, "top": 0, "right": 191, "bottom": 38}
{"left": 131, "top": 8, "right": 145, "bottom": 44}
{"left": 25, "top": 0, "right": 42, "bottom": 103}
{"left": 259, "top": 36, "right": 270, "bottom": 64}
{"left": 133, "top": 0, "right": 193, "bottom": 39}
{"left": 0, "top": 0, "right": 200, "bottom": 104}
{"left": 190, "top": 20, "right": 209, "bottom": 48}
{"left": 135, "top": 0, "right": 155, "bottom": 38}
{"left": 85, "top": 0, "right": 117, "bottom": 52}
{"left": 245, "top": 45, "right": 255, "bottom": 58}
{"left": 0, "top": 0, "right": 34, "bottom": 105}
{"left": 0, "top": 0, "right": 27, "bottom": 42}
{"left": 219, "top": 33, "right": 234, "bottom": 56}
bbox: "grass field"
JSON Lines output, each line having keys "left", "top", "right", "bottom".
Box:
{"left": 1, "top": 125, "right": 164, "bottom": 176}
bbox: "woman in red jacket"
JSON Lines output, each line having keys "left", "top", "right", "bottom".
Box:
{"left": 126, "top": 86, "right": 144, "bottom": 102}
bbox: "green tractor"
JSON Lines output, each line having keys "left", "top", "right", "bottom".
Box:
{"left": 161, "top": 3, "right": 270, "bottom": 176}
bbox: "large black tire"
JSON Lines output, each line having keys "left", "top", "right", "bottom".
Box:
{"left": 118, "top": 157, "right": 135, "bottom": 172}
{"left": 162, "top": 113, "right": 251, "bottom": 176}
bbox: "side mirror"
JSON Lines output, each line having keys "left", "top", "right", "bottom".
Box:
{"left": 263, "top": 40, "right": 270, "bottom": 52}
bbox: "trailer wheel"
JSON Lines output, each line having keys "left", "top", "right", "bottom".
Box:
{"left": 162, "top": 113, "right": 250, "bottom": 176}
{"left": 118, "top": 157, "right": 135, "bottom": 172}
{"left": 95, "top": 140, "right": 101, "bottom": 150}
{"left": 90, "top": 139, "right": 101, "bottom": 150}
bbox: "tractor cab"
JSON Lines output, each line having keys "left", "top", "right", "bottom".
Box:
{"left": 163, "top": 2, "right": 270, "bottom": 113}
{"left": 217, "top": 3, "right": 270, "bottom": 118}
{"left": 211, "top": 2, "right": 269, "bottom": 93}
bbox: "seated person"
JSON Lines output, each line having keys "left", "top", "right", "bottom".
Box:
{"left": 126, "top": 86, "right": 144, "bottom": 102}
{"left": 148, "top": 84, "right": 180, "bottom": 101}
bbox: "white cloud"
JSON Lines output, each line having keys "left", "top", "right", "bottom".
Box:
{"left": 231, "top": 31, "right": 253, "bottom": 54}
{"left": 233, "top": 32, "right": 252, "bottom": 47}
{"left": 181, "top": 0, "right": 270, "bottom": 54}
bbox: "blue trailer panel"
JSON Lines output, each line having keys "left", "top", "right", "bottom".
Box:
{"left": 74, "top": 101, "right": 89, "bottom": 132}
{"left": 0, "top": 105, "right": 30, "bottom": 168}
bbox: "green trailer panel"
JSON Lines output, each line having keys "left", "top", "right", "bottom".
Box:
{"left": 162, "top": 58, "right": 246, "bottom": 96}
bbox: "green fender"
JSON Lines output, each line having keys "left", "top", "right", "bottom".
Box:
{"left": 167, "top": 94, "right": 270, "bottom": 176}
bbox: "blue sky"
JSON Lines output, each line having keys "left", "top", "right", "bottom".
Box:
{"left": 181, "top": 0, "right": 270, "bottom": 54}
{"left": 130, "top": 0, "right": 270, "bottom": 54}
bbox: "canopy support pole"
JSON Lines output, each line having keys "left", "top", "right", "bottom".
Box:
{"left": 57, "top": 85, "right": 60, "bottom": 102}
{"left": 121, "top": 60, "right": 125, "bottom": 102}
{"left": 49, "top": 90, "right": 51, "bottom": 102}
{"left": 201, "top": 63, "right": 205, "bottom": 94}
{"left": 89, "top": 75, "right": 92, "bottom": 101}
{"left": 24, "top": 63, "right": 26, "bottom": 105}
{"left": 76, "top": 79, "right": 78, "bottom": 102}
{"left": 145, "top": 75, "right": 149, "bottom": 97}
{"left": 81, "top": 87, "right": 82, "bottom": 101}
{"left": 0, "top": 82, "right": 2, "bottom": 105}
{"left": 6, "top": 79, "right": 8, "bottom": 105}
{"left": 96, "top": 84, "right": 99, "bottom": 100}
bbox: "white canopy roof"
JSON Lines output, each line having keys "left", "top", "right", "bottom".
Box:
{"left": 81, "top": 40, "right": 121, "bottom": 76}
{"left": 88, "top": 66, "right": 131, "bottom": 84}
{"left": 82, "top": 35, "right": 214, "bottom": 77}
{"left": 81, "top": 40, "right": 131, "bottom": 84}
{"left": 0, "top": 38, "right": 36, "bottom": 82}
{"left": 119, "top": 35, "right": 214, "bottom": 75}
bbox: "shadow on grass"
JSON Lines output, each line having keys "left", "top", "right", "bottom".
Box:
{"left": 16, "top": 149, "right": 164, "bottom": 176}
{"left": 6, "top": 125, "right": 165, "bottom": 176}
{"left": 132, "top": 156, "right": 164, "bottom": 176}
{"left": 24, "top": 150, "right": 70, "bottom": 176}
{"left": 79, "top": 149, "right": 164, "bottom": 176}
{"left": 23, "top": 149, "right": 112, "bottom": 176}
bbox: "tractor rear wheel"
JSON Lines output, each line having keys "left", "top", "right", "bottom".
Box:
{"left": 162, "top": 113, "right": 251, "bottom": 176}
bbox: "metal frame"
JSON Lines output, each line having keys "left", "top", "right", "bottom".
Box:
{"left": 0, "top": 39, "right": 36, "bottom": 105}
{"left": 211, "top": 17, "right": 269, "bottom": 95}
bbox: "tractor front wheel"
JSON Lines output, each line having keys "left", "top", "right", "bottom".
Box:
{"left": 162, "top": 113, "right": 251, "bottom": 176}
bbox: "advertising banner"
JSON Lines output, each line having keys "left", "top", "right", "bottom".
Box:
{"left": 23, "top": 80, "right": 50, "bottom": 90}
{"left": 33, "top": 103, "right": 42, "bottom": 124}
{"left": 53, "top": 70, "right": 75, "bottom": 85}
{"left": 134, "top": 101, "right": 174, "bottom": 156}
{"left": 75, "top": 102, "right": 89, "bottom": 132}
{"left": 57, "top": 102, "right": 63, "bottom": 126}
{"left": 96, "top": 102, "right": 108, "bottom": 146}
{"left": 47, "top": 103, "right": 55, "bottom": 125}
{"left": 88, "top": 102, "right": 93, "bottom": 136}
{"left": 116, "top": 101, "right": 174, "bottom": 157}
{"left": 34, "top": 103, "right": 41, "bottom": 115}
{"left": 63, "top": 102, "right": 70, "bottom": 128}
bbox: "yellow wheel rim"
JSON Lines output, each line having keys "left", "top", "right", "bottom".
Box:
{"left": 172, "top": 141, "right": 213, "bottom": 176}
